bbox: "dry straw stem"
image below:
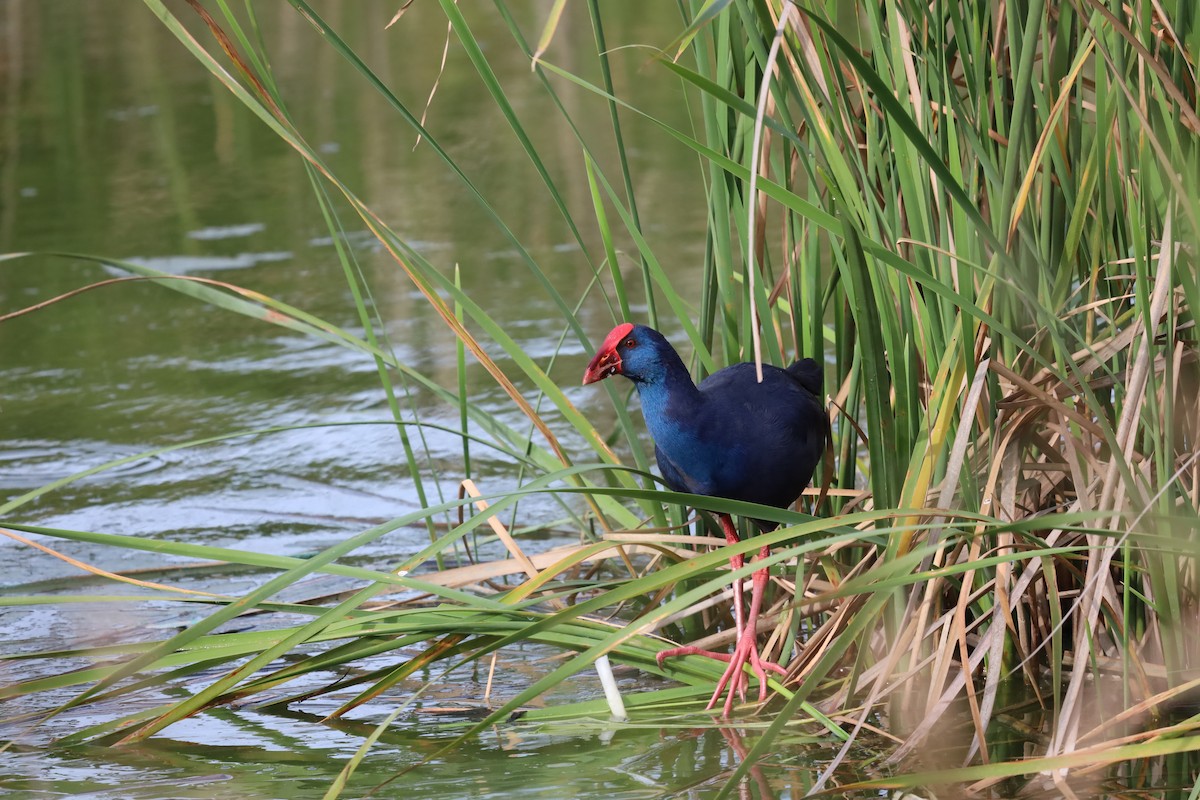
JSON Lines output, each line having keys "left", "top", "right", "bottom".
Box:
{"left": 1048, "top": 217, "right": 1180, "bottom": 764}
{"left": 0, "top": 529, "right": 223, "bottom": 599}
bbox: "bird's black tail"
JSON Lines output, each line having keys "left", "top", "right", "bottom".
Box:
{"left": 786, "top": 358, "right": 823, "bottom": 396}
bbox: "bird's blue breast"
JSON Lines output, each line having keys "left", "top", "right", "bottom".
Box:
{"left": 638, "top": 380, "right": 746, "bottom": 497}
{"left": 651, "top": 419, "right": 734, "bottom": 497}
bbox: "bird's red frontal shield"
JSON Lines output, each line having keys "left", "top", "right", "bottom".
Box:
{"left": 582, "top": 322, "right": 634, "bottom": 384}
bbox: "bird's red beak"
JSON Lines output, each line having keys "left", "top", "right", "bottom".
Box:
{"left": 582, "top": 349, "right": 621, "bottom": 384}
{"left": 582, "top": 322, "right": 635, "bottom": 385}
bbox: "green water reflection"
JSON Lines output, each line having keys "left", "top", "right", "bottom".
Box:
{"left": 9, "top": 711, "right": 837, "bottom": 800}
{"left": 0, "top": 0, "right": 705, "bottom": 544}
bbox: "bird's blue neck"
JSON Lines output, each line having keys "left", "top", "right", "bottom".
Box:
{"left": 631, "top": 350, "right": 701, "bottom": 433}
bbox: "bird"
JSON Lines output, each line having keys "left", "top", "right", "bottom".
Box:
{"left": 583, "top": 322, "right": 826, "bottom": 714}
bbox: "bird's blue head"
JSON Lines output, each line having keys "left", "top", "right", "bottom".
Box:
{"left": 582, "top": 323, "right": 678, "bottom": 386}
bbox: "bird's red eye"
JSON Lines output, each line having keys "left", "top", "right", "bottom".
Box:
{"left": 625, "top": 338, "right": 636, "bottom": 348}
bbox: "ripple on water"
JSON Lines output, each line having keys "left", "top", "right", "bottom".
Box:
{"left": 186, "top": 222, "right": 266, "bottom": 240}
{"left": 116, "top": 252, "right": 293, "bottom": 274}
{"left": 0, "top": 440, "right": 170, "bottom": 490}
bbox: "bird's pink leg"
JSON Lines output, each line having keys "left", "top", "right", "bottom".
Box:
{"left": 717, "top": 514, "right": 747, "bottom": 640}
{"left": 705, "top": 545, "right": 786, "bottom": 714}
{"left": 656, "top": 514, "right": 750, "bottom": 700}
{"left": 657, "top": 540, "right": 787, "bottom": 715}
{"left": 719, "top": 514, "right": 747, "bottom": 701}
{"left": 742, "top": 547, "right": 788, "bottom": 696}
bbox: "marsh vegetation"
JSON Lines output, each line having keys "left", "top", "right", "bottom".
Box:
{"left": 2, "top": 1, "right": 1198, "bottom": 797}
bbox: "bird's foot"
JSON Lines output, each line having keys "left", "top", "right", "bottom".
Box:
{"left": 707, "top": 632, "right": 787, "bottom": 715}
{"left": 656, "top": 639, "right": 786, "bottom": 715}
{"left": 656, "top": 645, "right": 750, "bottom": 704}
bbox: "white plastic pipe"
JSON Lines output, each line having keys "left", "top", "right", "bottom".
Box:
{"left": 594, "top": 655, "right": 627, "bottom": 720}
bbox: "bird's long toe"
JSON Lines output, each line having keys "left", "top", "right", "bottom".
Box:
{"left": 658, "top": 629, "right": 787, "bottom": 712}
{"left": 657, "top": 644, "right": 750, "bottom": 709}
{"left": 749, "top": 648, "right": 787, "bottom": 702}
{"left": 709, "top": 650, "right": 748, "bottom": 714}
{"left": 655, "top": 644, "right": 733, "bottom": 668}
{"left": 706, "top": 634, "right": 758, "bottom": 714}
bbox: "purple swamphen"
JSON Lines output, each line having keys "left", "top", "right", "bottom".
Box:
{"left": 583, "top": 322, "right": 826, "bottom": 714}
